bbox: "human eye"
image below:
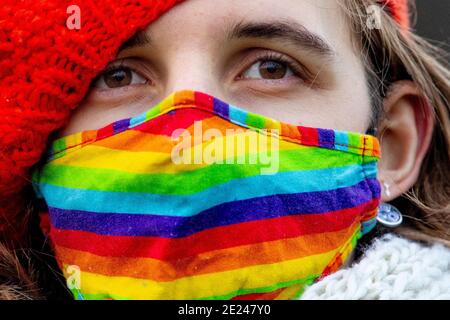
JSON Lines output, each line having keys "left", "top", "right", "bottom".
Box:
{"left": 92, "top": 60, "right": 150, "bottom": 90}
{"left": 237, "top": 51, "right": 311, "bottom": 83}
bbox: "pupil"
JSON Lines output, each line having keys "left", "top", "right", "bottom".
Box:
{"left": 259, "top": 60, "right": 287, "bottom": 79}
{"left": 113, "top": 71, "right": 126, "bottom": 81}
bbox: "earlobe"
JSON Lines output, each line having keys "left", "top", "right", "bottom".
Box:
{"left": 377, "top": 81, "right": 434, "bottom": 202}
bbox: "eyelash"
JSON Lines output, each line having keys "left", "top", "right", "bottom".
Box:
{"left": 237, "top": 51, "right": 310, "bottom": 81}
{"left": 95, "top": 59, "right": 151, "bottom": 88}
{"left": 94, "top": 51, "right": 311, "bottom": 90}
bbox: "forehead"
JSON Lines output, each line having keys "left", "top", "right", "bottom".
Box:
{"left": 144, "top": 0, "right": 353, "bottom": 55}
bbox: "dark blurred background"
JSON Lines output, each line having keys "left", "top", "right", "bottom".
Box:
{"left": 414, "top": 0, "right": 449, "bottom": 56}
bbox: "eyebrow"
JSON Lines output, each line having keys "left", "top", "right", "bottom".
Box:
{"left": 119, "top": 31, "right": 152, "bottom": 51}
{"left": 227, "top": 20, "right": 335, "bottom": 57}
{"left": 119, "top": 20, "right": 335, "bottom": 58}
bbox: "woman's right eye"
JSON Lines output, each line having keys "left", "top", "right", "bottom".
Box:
{"left": 93, "top": 66, "right": 148, "bottom": 89}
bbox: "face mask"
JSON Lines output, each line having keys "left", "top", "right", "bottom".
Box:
{"left": 31, "top": 90, "right": 381, "bottom": 300}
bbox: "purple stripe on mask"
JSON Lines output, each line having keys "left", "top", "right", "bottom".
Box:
{"left": 47, "top": 178, "right": 379, "bottom": 237}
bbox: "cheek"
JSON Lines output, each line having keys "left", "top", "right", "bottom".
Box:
{"left": 314, "top": 87, "right": 373, "bottom": 133}
{"left": 308, "top": 66, "right": 373, "bottom": 133}
{"left": 233, "top": 87, "right": 372, "bottom": 133}
{"left": 56, "top": 93, "right": 153, "bottom": 137}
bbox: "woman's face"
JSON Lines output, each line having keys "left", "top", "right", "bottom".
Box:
{"left": 59, "top": 0, "right": 373, "bottom": 137}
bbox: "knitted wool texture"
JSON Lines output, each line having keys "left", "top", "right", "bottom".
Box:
{"left": 383, "top": 0, "right": 410, "bottom": 30}
{"left": 0, "top": 0, "right": 409, "bottom": 243}
{"left": 300, "top": 234, "right": 450, "bottom": 299}
{"left": 0, "top": 0, "right": 185, "bottom": 242}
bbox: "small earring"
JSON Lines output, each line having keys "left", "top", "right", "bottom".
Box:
{"left": 383, "top": 182, "right": 391, "bottom": 198}
{"left": 378, "top": 181, "right": 403, "bottom": 227}
{"left": 377, "top": 203, "right": 403, "bottom": 228}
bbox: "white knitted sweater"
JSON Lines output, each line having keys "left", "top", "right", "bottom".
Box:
{"left": 300, "top": 234, "right": 450, "bottom": 300}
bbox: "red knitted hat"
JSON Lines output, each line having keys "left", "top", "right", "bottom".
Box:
{"left": 0, "top": 0, "right": 409, "bottom": 243}
{"left": 0, "top": 0, "right": 185, "bottom": 243}
{"left": 383, "top": 0, "right": 410, "bottom": 30}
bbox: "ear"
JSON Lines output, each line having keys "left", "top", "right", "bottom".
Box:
{"left": 377, "top": 80, "right": 434, "bottom": 202}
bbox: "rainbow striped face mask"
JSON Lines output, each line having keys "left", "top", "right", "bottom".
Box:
{"left": 31, "top": 90, "right": 381, "bottom": 300}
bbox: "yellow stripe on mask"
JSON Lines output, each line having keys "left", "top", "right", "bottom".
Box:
{"left": 50, "top": 134, "right": 298, "bottom": 174}
{"left": 65, "top": 249, "right": 339, "bottom": 300}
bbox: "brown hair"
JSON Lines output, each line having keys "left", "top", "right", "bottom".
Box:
{"left": 1, "top": 0, "right": 449, "bottom": 299}
{"left": 340, "top": 0, "right": 450, "bottom": 246}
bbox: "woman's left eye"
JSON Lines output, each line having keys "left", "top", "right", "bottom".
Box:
{"left": 241, "top": 59, "right": 295, "bottom": 80}
{"left": 93, "top": 66, "right": 148, "bottom": 89}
